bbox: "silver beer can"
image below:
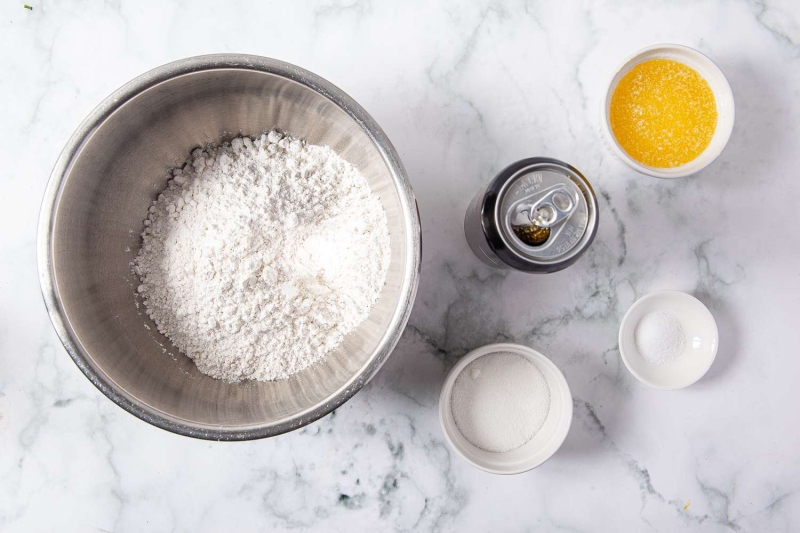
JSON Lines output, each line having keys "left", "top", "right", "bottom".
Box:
{"left": 464, "top": 158, "right": 598, "bottom": 273}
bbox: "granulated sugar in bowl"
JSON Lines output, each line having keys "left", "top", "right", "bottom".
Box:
{"left": 439, "top": 343, "right": 572, "bottom": 474}
{"left": 451, "top": 351, "right": 551, "bottom": 453}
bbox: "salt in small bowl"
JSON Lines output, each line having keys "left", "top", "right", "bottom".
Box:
{"left": 619, "top": 290, "right": 719, "bottom": 390}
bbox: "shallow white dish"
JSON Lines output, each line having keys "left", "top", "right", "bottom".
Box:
{"left": 619, "top": 290, "right": 719, "bottom": 390}
{"left": 601, "top": 43, "right": 735, "bottom": 179}
{"left": 438, "top": 343, "right": 572, "bottom": 475}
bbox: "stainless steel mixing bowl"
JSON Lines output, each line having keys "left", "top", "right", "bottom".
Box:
{"left": 37, "top": 54, "right": 421, "bottom": 440}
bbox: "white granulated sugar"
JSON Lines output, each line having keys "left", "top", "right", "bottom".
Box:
{"left": 451, "top": 352, "right": 551, "bottom": 453}
{"left": 634, "top": 310, "right": 686, "bottom": 365}
{"left": 133, "top": 132, "right": 390, "bottom": 382}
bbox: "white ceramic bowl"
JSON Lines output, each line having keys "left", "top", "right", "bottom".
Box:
{"left": 619, "top": 290, "right": 719, "bottom": 390}
{"left": 438, "top": 343, "right": 572, "bottom": 474}
{"left": 601, "top": 44, "right": 735, "bottom": 178}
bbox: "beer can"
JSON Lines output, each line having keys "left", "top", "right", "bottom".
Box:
{"left": 464, "top": 158, "right": 598, "bottom": 273}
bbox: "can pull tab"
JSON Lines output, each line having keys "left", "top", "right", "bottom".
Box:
{"left": 520, "top": 186, "right": 576, "bottom": 229}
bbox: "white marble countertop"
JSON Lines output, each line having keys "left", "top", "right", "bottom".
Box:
{"left": 2, "top": 1, "right": 800, "bottom": 531}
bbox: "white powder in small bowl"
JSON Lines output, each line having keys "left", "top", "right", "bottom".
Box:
{"left": 451, "top": 352, "right": 551, "bottom": 453}
{"left": 634, "top": 310, "right": 686, "bottom": 365}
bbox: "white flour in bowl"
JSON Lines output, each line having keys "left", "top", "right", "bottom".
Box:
{"left": 132, "top": 132, "right": 390, "bottom": 382}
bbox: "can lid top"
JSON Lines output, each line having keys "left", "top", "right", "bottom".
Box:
{"left": 483, "top": 158, "right": 598, "bottom": 272}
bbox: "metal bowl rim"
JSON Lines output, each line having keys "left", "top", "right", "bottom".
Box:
{"left": 36, "top": 53, "right": 422, "bottom": 441}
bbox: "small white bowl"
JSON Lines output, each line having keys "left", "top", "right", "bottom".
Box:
{"left": 601, "top": 44, "right": 735, "bottom": 179}
{"left": 438, "top": 343, "right": 572, "bottom": 474}
{"left": 619, "top": 290, "right": 719, "bottom": 390}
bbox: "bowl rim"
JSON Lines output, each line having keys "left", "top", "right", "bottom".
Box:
{"left": 36, "top": 54, "right": 422, "bottom": 440}
{"left": 601, "top": 43, "right": 735, "bottom": 179}
{"left": 618, "top": 290, "right": 719, "bottom": 390}
{"left": 438, "top": 342, "right": 573, "bottom": 475}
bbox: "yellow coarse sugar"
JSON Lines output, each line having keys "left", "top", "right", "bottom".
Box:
{"left": 609, "top": 58, "right": 717, "bottom": 168}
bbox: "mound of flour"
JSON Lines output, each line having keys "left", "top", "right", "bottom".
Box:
{"left": 133, "top": 132, "right": 390, "bottom": 382}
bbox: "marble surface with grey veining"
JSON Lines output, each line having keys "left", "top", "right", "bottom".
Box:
{"left": 2, "top": 0, "right": 800, "bottom": 531}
